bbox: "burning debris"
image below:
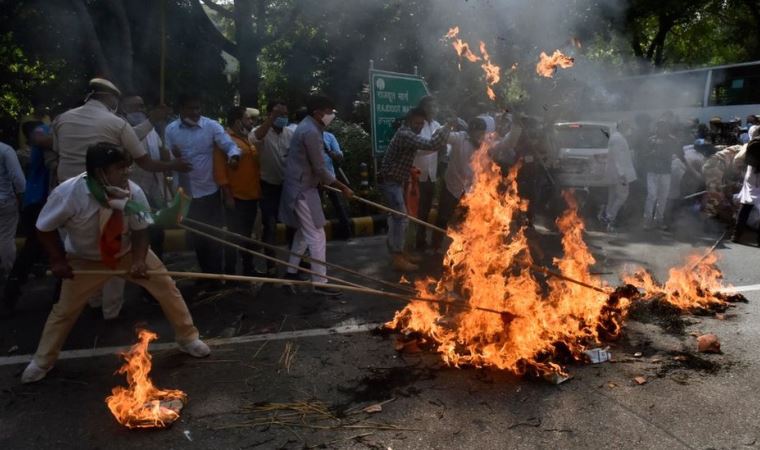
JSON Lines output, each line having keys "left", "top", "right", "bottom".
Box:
{"left": 387, "top": 133, "right": 745, "bottom": 379}
{"left": 444, "top": 27, "right": 502, "bottom": 99}
{"left": 536, "top": 50, "right": 575, "bottom": 78}
{"left": 106, "top": 329, "right": 187, "bottom": 429}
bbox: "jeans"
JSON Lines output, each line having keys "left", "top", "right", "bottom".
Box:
{"left": 187, "top": 190, "right": 224, "bottom": 273}
{"left": 224, "top": 198, "right": 259, "bottom": 274}
{"left": 260, "top": 181, "right": 283, "bottom": 269}
{"left": 380, "top": 182, "right": 407, "bottom": 254}
{"left": 415, "top": 180, "right": 435, "bottom": 249}
{"left": 644, "top": 173, "right": 671, "bottom": 223}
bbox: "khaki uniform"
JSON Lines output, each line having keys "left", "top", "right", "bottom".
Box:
{"left": 702, "top": 145, "right": 744, "bottom": 220}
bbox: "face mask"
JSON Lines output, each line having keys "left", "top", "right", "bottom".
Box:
{"left": 321, "top": 113, "right": 336, "bottom": 127}
{"left": 273, "top": 116, "right": 289, "bottom": 129}
{"left": 182, "top": 117, "right": 199, "bottom": 127}
{"left": 126, "top": 112, "right": 147, "bottom": 126}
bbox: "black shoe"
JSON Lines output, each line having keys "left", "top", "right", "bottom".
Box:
{"left": 313, "top": 285, "right": 343, "bottom": 297}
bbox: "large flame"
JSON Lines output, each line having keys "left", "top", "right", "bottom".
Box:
{"left": 536, "top": 50, "right": 575, "bottom": 78}
{"left": 622, "top": 253, "right": 730, "bottom": 312}
{"left": 106, "top": 329, "right": 187, "bottom": 429}
{"left": 388, "top": 139, "right": 630, "bottom": 376}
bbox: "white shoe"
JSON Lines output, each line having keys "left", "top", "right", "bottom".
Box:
{"left": 178, "top": 339, "right": 210, "bottom": 358}
{"left": 21, "top": 360, "right": 52, "bottom": 384}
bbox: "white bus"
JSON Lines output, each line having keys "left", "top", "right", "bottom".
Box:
{"left": 585, "top": 60, "right": 760, "bottom": 124}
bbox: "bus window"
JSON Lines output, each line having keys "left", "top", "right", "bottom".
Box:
{"left": 709, "top": 64, "right": 760, "bottom": 106}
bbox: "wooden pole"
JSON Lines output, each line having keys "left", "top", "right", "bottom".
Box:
{"left": 179, "top": 223, "right": 370, "bottom": 291}
{"left": 68, "top": 270, "right": 510, "bottom": 316}
{"left": 182, "top": 217, "right": 416, "bottom": 295}
{"left": 323, "top": 185, "right": 448, "bottom": 234}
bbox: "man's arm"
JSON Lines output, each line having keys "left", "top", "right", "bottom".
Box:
{"left": 305, "top": 130, "right": 352, "bottom": 197}
{"left": 124, "top": 123, "right": 191, "bottom": 173}
{"left": 38, "top": 230, "right": 73, "bottom": 278}
{"left": 3, "top": 145, "right": 26, "bottom": 198}
{"left": 253, "top": 104, "right": 287, "bottom": 142}
{"left": 401, "top": 126, "right": 451, "bottom": 153}
{"left": 212, "top": 123, "right": 242, "bottom": 166}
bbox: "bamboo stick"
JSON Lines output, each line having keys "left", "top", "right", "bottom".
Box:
{"left": 67, "top": 270, "right": 509, "bottom": 316}
{"left": 179, "top": 223, "right": 365, "bottom": 290}
{"left": 322, "top": 185, "right": 448, "bottom": 234}
{"left": 182, "top": 217, "right": 415, "bottom": 295}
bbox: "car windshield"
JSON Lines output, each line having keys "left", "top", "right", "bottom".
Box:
{"left": 554, "top": 125, "right": 610, "bottom": 149}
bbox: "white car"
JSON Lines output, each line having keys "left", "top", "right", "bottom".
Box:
{"left": 550, "top": 121, "right": 617, "bottom": 188}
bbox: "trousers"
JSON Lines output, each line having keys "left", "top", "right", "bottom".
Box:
{"left": 644, "top": 173, "right": 671, "bottom": 223}
{"left": 379, "top": 182, "right": 407, "bottom": 254}
{"left": 605, "top": 182, "right": 630, "bottom": 222}
{"left": 286, "top": 197, "right": 327, "bottom": 283}
{"left": 33, "top": 250, "right": 199, "bottom": 368}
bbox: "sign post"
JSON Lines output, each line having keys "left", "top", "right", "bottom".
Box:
{"left": 369, "top": 67, "right": 430, "bottom": 159}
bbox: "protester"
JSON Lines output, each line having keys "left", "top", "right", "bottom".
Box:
{"left": 702, "top": 144, "right": 745, "bottom": 222}
{"left": 432, "top": 115, "right": 520, "bottom": 251}
{"left": 410, "top": 96, "right": 443, "bottom": 251}
{"left": 642, "top": 120, "right": 676, "bottom": 230}
{"left": 121, "top": 94, "right": 173, "bottom": 259}
{"left": 165, "top": 93, "right": 242, "bottom": 284}
{"left": 1, "top": 122, "right": 52, "bottom": 317}
{"left": 215, "top": 106, "right": 261, "bottom": 276}
{"left": 0, "top": 141, "right": 26, "bottom": 283}
{"left": 666, "top": 148, "right": 688, "bottom": 225}
{"left": 20, "top": 143, "right": 210, "bottom": 384}
{"left": 599, "top": 123, "right": 636, "bottom": 231}
{"left": 17, "top": 97, "right": 51, "bottom": 168}
{"left": 250, "top": 100, "right": 294, "bottom": 275}
{"left": 380, "top": 107, "right": 450, "bottom": 271}
{"left": 278, "top": 95, "right": 352, "bottom": 295}
{"left": 733, "top": 139, "right": 760, "bottom": 244}
{"left": 322, "top": 129, "right": 353, "bottom": 239}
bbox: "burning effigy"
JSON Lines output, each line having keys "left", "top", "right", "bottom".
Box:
{"left": 387, "top": 135, "right": 745, "bottom": 378}
{"left": 106, "top": 329, "right": 187, "bottom": 429}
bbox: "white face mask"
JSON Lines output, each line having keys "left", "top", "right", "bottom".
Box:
{"left": 126, "top": 111, "right": 147, "bottom": 126}
{"left": 321, "top": 112, "right": 336, "bottom": 127}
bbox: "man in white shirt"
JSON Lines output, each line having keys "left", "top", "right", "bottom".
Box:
{"left": 250, "top": 99, "right": 294, "bottom": 274}
{"left": 411, "top": 96, "right": 442, "bottom": 251}
{"left": 21, "top": 143, "right": 209, "bottom": 384}
{"left": 600, "top": 124, "right": 637, "bottom": 231}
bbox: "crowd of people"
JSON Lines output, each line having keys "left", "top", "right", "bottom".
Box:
{"left": 597, "top": 113, "right": 760, "bottom": 236}
{"left": 1, "top": 76, "right": 759, "bottom": 384}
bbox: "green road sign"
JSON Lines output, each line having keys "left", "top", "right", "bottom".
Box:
{"left": 370, "top": 69, "right": 430, "bottom": 157}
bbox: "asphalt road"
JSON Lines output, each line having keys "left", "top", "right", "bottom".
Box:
{"left": 1, "top": 210, "right": 759, "bottom": 449}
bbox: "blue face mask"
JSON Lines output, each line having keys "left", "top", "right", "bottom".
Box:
{"left": 273, "top": 116, "right": 289, "bottom": 129}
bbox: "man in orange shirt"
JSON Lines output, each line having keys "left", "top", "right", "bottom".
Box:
{"left": 214, "top": 107, "right": 262, "bottom": 276}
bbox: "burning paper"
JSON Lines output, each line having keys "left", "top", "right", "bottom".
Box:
{"left": 536, "top": 50, "right": 574, "bottom": 78}
{"left": 106, "top": 329, "right": 187, "bottom": 429}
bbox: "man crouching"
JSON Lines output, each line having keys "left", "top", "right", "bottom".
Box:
{"left": 22, "top": 143, "right": 209, "bottom": 384}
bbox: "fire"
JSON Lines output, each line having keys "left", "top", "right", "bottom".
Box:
{"left": 536, "top": 50, "right": 575, "bottom": 78}
{"left": 622, "top": 253, "right": 731, "bottom": 312}
{"left": 106, "top": 329, "right": 187, "bottom": 429}
{"left": 479, "top": 41, "right": 501, "bottom": 100}
{"left": 388, "top": 138, "right": 632, "bottom": 377}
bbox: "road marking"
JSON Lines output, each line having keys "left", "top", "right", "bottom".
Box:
{"left": 721, "top": 283, "right": 760, "bottom": 293}
{"left": 0, "top": 322, "right": 383, "bottom": 367}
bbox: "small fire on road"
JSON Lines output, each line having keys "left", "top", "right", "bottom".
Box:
{"left": 106, "top": 329, "right": 187, "bottom": 429}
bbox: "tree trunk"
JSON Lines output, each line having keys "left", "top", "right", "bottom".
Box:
{"left": 106, "top": 0, "right": 135, "bottom": 93}
{"left": 645, "top": 15, "right": 673, "bottom": 67}
{"left": 235, "top": 0, "right": 262, "bottom": 107}
{"left": 69, "top": 0, "right": 112, "bottom": 80}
